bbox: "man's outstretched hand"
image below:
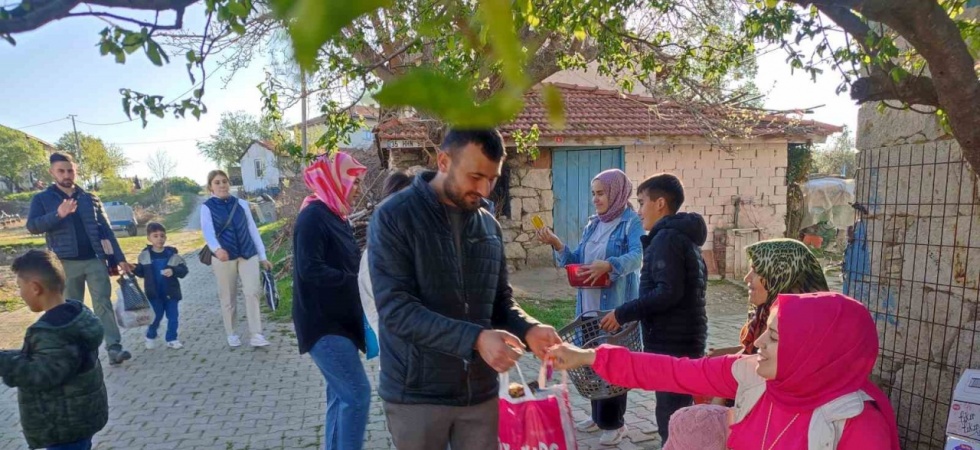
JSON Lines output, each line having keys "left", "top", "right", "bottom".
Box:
{"left": 476, "top": 330, "right": 524, "bottom": 373}
{"left": 525, "top": 325, "right": 562, "bottom": 360}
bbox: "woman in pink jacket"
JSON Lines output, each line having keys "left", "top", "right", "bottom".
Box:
{"left": 547, "top": 292, "right": 900, "bottom": 450}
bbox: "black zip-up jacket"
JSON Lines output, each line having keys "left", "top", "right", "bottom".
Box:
{"left": 292, "top": 200, "right": 365, "bottom": 355}
{"left": 369, "top": 172, "right": 539, "bottom": 406}
{"left": 614, "top": 213, "right": 708, "bottom": 357}
{"left": 132, "top": 246, "right": 189, "bottom": 301}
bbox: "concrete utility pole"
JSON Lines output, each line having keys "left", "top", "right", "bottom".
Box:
{"left": 300, "top": 71, "right": 308, "bottom": 154}
{"left": 68, "top": 114, "right": 83, "bottom": 165}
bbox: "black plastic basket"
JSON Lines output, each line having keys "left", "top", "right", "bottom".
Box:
{"left": 557, "top": 310, "right": 642, "bottom": 400}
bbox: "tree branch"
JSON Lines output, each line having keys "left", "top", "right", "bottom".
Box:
{"left": 0, "top": 0, "right": 198, "bottom": 35}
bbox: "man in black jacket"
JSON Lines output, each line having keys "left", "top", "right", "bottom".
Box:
{"left": 369, "top": 129, "right": 561, "bottom": 450}
{"left": 599, "top": 173, "right": 708, "bottom": 445}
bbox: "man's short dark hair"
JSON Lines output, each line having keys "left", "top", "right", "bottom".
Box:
{"left": 146, "top": 222, "right": 166, "bottom": 235}
{"left": 637, "top": 173, "right": 685, "bottom": 214}
{"left": 50, "top": 152, "right": 74, "bottom": 165}
{"left": 11, "top": 249, "right": 66, "bottom": 293}
{"left": 440, "top": 129, "right": 506, "bottom": 162}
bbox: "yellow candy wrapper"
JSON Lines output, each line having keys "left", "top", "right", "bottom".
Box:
{"left": 531, "top": 215, "right": 545, "bottom": 230}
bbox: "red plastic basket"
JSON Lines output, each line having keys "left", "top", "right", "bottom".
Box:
{"left": 565, "top": 264, "right": 611, "bottom": 289}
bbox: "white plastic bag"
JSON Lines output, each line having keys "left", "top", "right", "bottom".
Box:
{"left": 114, "top": 288, "right": 153, "bottom": 329}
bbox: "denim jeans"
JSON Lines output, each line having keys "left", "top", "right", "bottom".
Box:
{"left": 308, "top": 335, "right": 371, "bottom": 450}
{"left": 146, "top": 298, "right": 179, "bottom": 342}
{"left": 47, "top": 437, "right": 92, "bottom": 450}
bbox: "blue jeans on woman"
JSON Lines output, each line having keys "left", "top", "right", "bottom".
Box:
{"left": 48, "top": 437, "right": 92, "bottom": 450}
{"left": 308, "top": 335, "right": 371, "bottom": 450}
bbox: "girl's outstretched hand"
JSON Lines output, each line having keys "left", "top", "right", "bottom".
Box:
{"left": 546, "top": 343, "right": 597, "bottom": 370}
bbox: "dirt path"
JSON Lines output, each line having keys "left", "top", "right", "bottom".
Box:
{"left": 182, "top": 196, "right": 206, "bottom": 232}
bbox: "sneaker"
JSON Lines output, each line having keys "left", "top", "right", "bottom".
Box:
{"left": 250, "top": 334, "right": 270, "bottom": 347}
{"left": 599, "top": 425, "right": 627, "bottom": 446}
{"left": 145, "top": 338, "right": 157, "bottom": 350}
{"left": 108, "top": 348, "right": 132, "bottom": 366}
{"left": 575, "top": 419, "right": 599, "bottom": 433}
{"left": 227, "top": 335, "right": 242, "bottom": 347}
{"left": 166, "top": 340, "right": 183, "bottom": 349}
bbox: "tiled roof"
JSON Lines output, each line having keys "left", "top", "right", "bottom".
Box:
{"left": 375, "top": 83, "right": 842, "bottom": 142}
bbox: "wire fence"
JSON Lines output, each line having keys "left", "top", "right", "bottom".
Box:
{"left": 844, "top": 140, "right": 980, "bottom": 449}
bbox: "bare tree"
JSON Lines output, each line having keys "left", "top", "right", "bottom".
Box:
{"left": 147, "top": 149, "right": 177, "bottom": 196}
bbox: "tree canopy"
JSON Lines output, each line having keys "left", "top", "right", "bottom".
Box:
{"left": 2, "top": 0, "right": 979, "bottom": 171}
{"left": 0, "top": 125, "right": 47, "bottom": 191}
{"left": 196, "top": 110, "right": 276, "bottom": 169}
{"left": 54, "top": 132, "right": 130, "bottom": 190}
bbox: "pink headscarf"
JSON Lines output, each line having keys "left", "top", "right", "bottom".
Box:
{"left": 592, "top": 169, "right": 632, "bottom": 223}
{"left": 300, "top": 152, "right": 367, "bottom": 218}
{"left": 769, "top": 293, "right": 900, "bottom": 450}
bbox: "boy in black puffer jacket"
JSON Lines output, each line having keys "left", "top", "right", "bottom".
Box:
{"left": 0, "top": 250, "right": 108, "bottom": 450}
{"left": 599, "top": 173, "right": 708, "bottom": 446}
{"left": 133, "top": 222, "right": 189, "bottom": 350}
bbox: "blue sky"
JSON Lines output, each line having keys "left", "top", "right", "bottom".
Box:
{"left": 0, "top": 6, "right": 858, "bottom": 184}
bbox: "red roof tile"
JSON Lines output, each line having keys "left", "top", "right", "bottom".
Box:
{"left": 376, "top": 83, "right": 842, "bottom": 142}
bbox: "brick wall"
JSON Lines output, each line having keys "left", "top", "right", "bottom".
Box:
{"left": 624, "top": 142, "right": 789, "bottom": 250}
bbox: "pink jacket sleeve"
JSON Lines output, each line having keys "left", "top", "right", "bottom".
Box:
{"left": 592, "top": 344, "right": 740, "bottom": 399}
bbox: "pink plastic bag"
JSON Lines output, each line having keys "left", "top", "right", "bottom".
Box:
{"left": 498, "top": 364, "right": 578, "bottom": 450}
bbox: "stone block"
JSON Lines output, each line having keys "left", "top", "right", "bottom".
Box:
{"left": 539, "top": 190, "right": 554, "bottom": 211}
{"left": 515, "top": 233, "right": 531, "bottom": 243}
{"left": 890, "top": 362, "right": 956, "bottom": 447}
{"left": 731, "top": 177, "right": 752, "bottom": 188}
{"left": 510, "top": 187, "right": 537, "bottom": 198}
{"left": 739, "top": 168, "right": 757, "bottom": 178}
{"left": 522, "top": 169, "right": 552, "bottom": 190}
{"left": 522, "top": 197, "right": 540, "bottom": 215}
{"left": 526, "top": 244, "right": 556, "bottom": 267}
{"left": 945, "top": 319, "right": 980, "bottom": 368}
{"left": 733, "top": 158, "right": 753, "bottom": 169}
{"left": 712, "top": 177, "right": 732, "bottom": 188}
{"left": 510, "top": 198, "right": 523, "bottom": 221}
{"left": 505, "top": 242, "right": 527, "bottom": 259}
{"left": 718, "top": 187, "right": 738, "bottom": 197}
{"left": 721, "top": 168, "right": 740, "bottom": 178}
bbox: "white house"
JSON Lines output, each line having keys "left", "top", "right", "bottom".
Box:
{"left": 238, "top": 140, "right": 286, "bottom": 194}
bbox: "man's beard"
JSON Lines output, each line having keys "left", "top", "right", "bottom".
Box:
{"left": 56, "top": 179, "right": 75, "bottom": 189}
{"left": 444, "top": 173, "right": 482, "bottom": 212}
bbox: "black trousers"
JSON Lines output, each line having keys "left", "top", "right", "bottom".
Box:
{"left": 655, "top": 390, "right": 693, "bottom": 443}
{"left": 591, "top": 392, "right": 628, "bottom": 430}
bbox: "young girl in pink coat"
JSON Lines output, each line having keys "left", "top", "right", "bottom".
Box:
{"left": 547, "top": 292, "right": 900, "bottom": 450}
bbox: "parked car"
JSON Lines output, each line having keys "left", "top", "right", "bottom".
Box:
{"left": 104, "top": 201, "right": 138, "bottom": 236}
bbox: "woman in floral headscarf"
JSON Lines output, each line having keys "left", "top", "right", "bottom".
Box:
{"left": 291, "top": 152, "right": 370, "bottom": 450}
{"left": 535, "top": 168, "right": 644, "bottom": 446}
{"left": 710, "top": 239, "right": 829, "bottom": 357}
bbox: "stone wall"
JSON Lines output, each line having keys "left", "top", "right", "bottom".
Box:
{"left": 623, "top": 141, "right": 789, "bottom": 276}
{"left": 499, "top": 154, "right": 556, "bottom": 271}
{"left": 848, "top": 104, "right": 980, "bottom": 450}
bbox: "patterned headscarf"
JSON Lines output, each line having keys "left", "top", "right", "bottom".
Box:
{"left": 738, "top": 239, "right": 828, "bottom": 354}
{"left": 300, "top": 152, "right": 367, "bottom": 218}
{"left": 592, "top": 169, "right": 632, "bottom": 223}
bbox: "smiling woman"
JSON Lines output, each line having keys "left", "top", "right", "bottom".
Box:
{"left": 546, "top": 292, "right": 902, "bottom": 450}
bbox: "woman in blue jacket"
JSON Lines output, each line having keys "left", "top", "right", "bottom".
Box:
{"left": 536, "top": 168, "right": 644, "bottom": 446}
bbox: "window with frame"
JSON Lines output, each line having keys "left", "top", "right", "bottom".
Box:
{"left": 255, "top": 159, "right": 265, "bottom": 178}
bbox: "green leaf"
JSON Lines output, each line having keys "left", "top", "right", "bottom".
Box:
{"left": 115, "top": 51, "right": 126, "bottom": 64}
{"left": 281, "top": 0, "right": 393, "bottom": 71}
{"left": 186, "top": 50, "right": 197, "bottom": 63}
{"left": 479, "top": 0, "right": 526, "bottom": 86}
{"left": 228, "top": 0, "right": 249, "bottom": 17}
{"left": 573, "top": 27, "right": 587, "bottom": 41}
{"left": 541, "top": 85, "right": 565, "bottom": 129}
{"left": 146, "top": 45, "right": 163, "bottom": 66}
{"left": 765, "top": 0, "right": 779, "bottom": 8}
{"left": 374, "top": 69, "right": 523, "bottom": 127}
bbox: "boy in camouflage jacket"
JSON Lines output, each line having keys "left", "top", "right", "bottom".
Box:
{"left": 0, "top": 250, "right": 108, "bottom": 450}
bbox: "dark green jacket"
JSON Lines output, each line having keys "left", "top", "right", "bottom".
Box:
{"left": 0, "top": 300, "right": 108, "bottom": 449}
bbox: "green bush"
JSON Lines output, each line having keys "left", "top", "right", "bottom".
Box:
{"left": 2, "top": 191, "right": 35, "bottom": 202}
{"left": 99, "top": 177, "right": 134, "bottom": 200}
{"left": 167, "top": 177, "right": 202, "bottom": 195}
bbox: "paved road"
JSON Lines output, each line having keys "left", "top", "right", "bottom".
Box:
{"left": 0, "top": 258, "right": 748, "bottom": 450}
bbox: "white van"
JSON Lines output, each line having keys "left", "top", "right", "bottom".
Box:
{"left": 103, "top": 201, "right": 138, "bottom": 236}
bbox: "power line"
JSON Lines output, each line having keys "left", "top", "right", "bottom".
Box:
{"left": 112, "top": 137, "right": 209, "bottom": 145}
{"left": 12, "top": 117, "right": 70, "bottom": 130}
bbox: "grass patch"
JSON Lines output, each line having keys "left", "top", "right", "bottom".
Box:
{"left": 518, "top": 297, "right": 576, "bottom": 329}
{"left": 0, "top": 296, "right": 22, "bottom": 313}
{"left": 258, "top": 220, "right": 292, "bottom": 321}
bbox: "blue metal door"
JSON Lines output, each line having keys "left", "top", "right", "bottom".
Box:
{"left": 552, "top": 147, "right": 625, "bottom": 247}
